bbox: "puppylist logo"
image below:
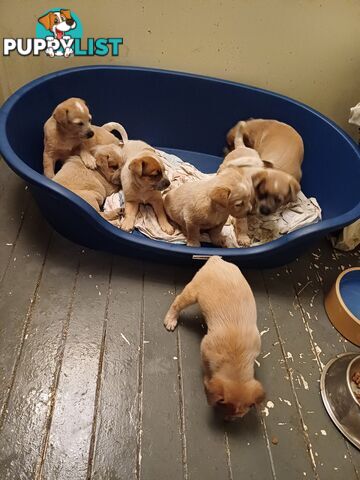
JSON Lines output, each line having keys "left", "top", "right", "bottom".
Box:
{"left": 3, "top": 8, "right": 123, "bottom": 57}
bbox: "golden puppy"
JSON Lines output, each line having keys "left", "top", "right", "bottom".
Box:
{"left": 43, "top": 97, "right": 128, "bottom": 178}
{"left": 120, "top": 140, "right": 174, "bottom": 234}
{"left": 52, "top": 144, "right": 125, "bottom": 220}
{"left": 164, "top": 168, "right": 253, "bottom": 247}
{"left": 164, "top": 256, "right": 265, "bottom": 419}
{"left": 227, "top": 118, "right": 304, "bottom": 181}
{"left": 219, "top": 140, "right": 300, "bottom": 244}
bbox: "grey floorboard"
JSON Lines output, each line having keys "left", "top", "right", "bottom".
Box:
{"left": 91, "top": 257, "right": 144, "bottom": 480}
{"left": 140, "top": 262, "right": 183, "bottom": 480}
{"left": 40, "top": 249, "right": 112, "bottom": 480}
{"left": 0, "top": 234, "right": 80, "bottom": 479}
{"left": 246, "top": 269, "right": 315, "bottom": 480}
{"left": 0, "top": 200, "right": 51, "bottom": 418}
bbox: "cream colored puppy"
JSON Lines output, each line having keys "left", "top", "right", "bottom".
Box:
{"left": 120, "top": 140, "right": 174, "bottom": 234}
{"left": 164, "top": 256, "right": 265, "bottom": 420}
{"left": 164, "top": 168, "right": 253, "bottom": 247}
{"left": 43, "top": 97, "right": 127, "bottom": 178}
{"left": 52, "top": 144, "right": 124, "bottom": 220}
{"left": 227, "top": 119, "right": 304, "bottom": 181}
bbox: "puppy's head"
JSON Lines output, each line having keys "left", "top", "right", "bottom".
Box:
{"left": 52, "top": 98, "right": 94, "bottom": 139}
{"left": 38, "top": 10, "right": 76, "bottom": 37}
{"left": 252, "top": 169, "right": 300, "bottom": 215}
{"left": 128, "top": 153, "right": 170, "bottom": 191}
{"left": 210, "top": 179, "right": 253, "bottom": 218}
{"left": 92, "top": 144, "right": 125, "bottom": 185}
{"left": 204, "top": 375, "right": 265, "bottom": 420}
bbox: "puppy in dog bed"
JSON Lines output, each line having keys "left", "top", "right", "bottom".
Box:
{"left": 164, "top": 256, "right": 265, "bottom": 420}
{"left": 120, "top": 139, "right": 174, "bottom": 234}
{"left": 226, "top": 118, "right": 304, "bottom": 182}
{"left": 43, "top": 97, "right": 127, "bottom": 178}
{"left": 164, "top": 168, "right": 253, "bottom": 247}
{"left": 52, "top": 144, "right": 124, "bottom": 221}
{"left": 219, "top": 133, "right": 300, "bottom": 245}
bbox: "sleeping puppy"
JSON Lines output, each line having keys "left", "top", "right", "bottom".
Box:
{"left": 43, "top": 97, "right": 128, "bottom": 178}
{"left": 219, "top": 140, "right": 300, "bottom": 245}
{"left": 52, "top": 144, "right": 125, "bottom": 220}
{"left": 164, "top": 256, "right": 265, "bottom": 420}
{"left": 164, "top": 168, "right": 253, "bottom": 247}
{"left": 226, "top": 118, "right": 304, "bottom": 182}
{"left": 120, "top": 140, "right": 174, "bottom": 234}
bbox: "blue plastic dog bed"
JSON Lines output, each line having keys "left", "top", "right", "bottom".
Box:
{"left": 0, "top": 66, "right": 359, "bottom": 267}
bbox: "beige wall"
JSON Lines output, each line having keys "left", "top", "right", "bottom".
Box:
{"left": 0, "top": 0, "right": 359, "bottom": 137}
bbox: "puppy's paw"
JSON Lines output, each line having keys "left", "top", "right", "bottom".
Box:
{"left": 120, "top": 219, "right": 135, "bottom": 232}
{"left": 237, "top": 234, "right": 251, "bottom": 247}
{"left": 160, "top": 221, "right": 175, "bottom": 235}
{"left": 164, "top": 313, "right": 178, "bottom": 331}
{"left": 187, "top": 240, "right": 201, "bottom": 247}
{"left": 81, "top": 153, "right": 97, "bottom": 170}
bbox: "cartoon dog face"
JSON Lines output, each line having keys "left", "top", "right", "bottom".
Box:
{"left": 38, "top": 9, "right": 76, "bottom": 39}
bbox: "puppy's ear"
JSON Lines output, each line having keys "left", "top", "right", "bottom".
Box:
{"left": 262, "top": 160, "right": 274, "bottom": 169}
{"left": 52, "top": 104, "right": 68, "bottom": 126}
{"left": 128, "top": 158, "right": 144, "bottom": 176}
{"left": 204, "top": 377, "right": 224, "bottom": 406}
{"left": 288, "top": 177, "right": 300, "bottom": 202}
{"left": 60, "top": 9, "right": 72, "bottom": 19}
{"left": 38, "top": 12, "right": 53, "bottom": 30}
{"left": 211, "top": 186, "right": 231, "bottom": 208}
{"left": 251, "top": 170, "right": 267, "bottom": 191}
{"left": 243, "top": 379, "right": 266, "bottom": 407}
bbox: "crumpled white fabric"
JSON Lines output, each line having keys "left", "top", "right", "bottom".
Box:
{"left": 104, "top": 150, "right": 322, "bottom": 247}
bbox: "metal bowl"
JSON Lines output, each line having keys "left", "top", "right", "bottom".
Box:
{"left": 347, "top": 355, "right": 360, "bottom": 407}
{"left": 320, "top": 353, "right": 360, "bottom": 449}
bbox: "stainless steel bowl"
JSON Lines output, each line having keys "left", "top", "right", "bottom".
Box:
{"left": 347, "top": 355, "right": 360, "bottom": 407}
{"left": 320, "top": 353, "right": 360, "bottom": 449}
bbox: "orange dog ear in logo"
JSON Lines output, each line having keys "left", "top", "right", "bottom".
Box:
{"left": 60, "top": 9, "right": 72, "bottom": 20}
{"left": 38, "top": 12, "right": 55, "bottom": 30}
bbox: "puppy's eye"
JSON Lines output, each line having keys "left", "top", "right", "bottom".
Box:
{"left": 74, "top": 121, "right": 84, "bottom": 126}
{"left": 235, "top": 201, "right": 243, "bottom": 207}
{"left": 61, "top": 15, "right": 66, "bottom": 21}
{"left": 54, "top": 17, "right": 59, "bottom": 24}
{"left": 258, "top": 192, "right": 268, "bottom": 200}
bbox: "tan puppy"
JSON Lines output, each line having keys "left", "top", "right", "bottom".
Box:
{"left": 219, "top": 140, "right": 300, "bottom": 244}
{"left": 52, "top": 144, "right": 125, "bottom": 220}
{"left": 164, "top": 169, "right": 253, "bottom": 247}
{"left": 227, "top": 119, "right": 304, "bottom": 181}
{"left": 164, "top": 256, "right": 265, "bottom": 420}
{"left": 43, "top": 98, "right": 127, "bottom": 178}
{"left": 120, "top": 140, "right": 174, "bottom": 234}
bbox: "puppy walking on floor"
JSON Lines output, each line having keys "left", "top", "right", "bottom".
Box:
{"left": 164, "top": 256, "right": 265, "bottom": 419}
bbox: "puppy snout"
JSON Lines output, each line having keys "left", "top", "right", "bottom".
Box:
{"left": 260, "top": 205, "right": 271, "bottom": 216}
{"left": 66, "top": 18, "right": 75, "bottom": 26}
{"left": 86, "top": 130, "right": 94, "bottom": 139}
{"left": 156, "top": 177, "right": 170, "bottom": 191}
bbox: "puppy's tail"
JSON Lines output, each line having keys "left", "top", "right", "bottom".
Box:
{"left": 233, "top": 121, "right": 247, "bottom": 148}
{"left": 102, "top": 122, "right": 129, "bottom": 144}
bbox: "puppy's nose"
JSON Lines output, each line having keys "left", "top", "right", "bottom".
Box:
{"left": 66, "top": 19, "right": 74, "bottom": 26}
{"left": 86, "top": 130, "right": 94, "bottom": 139}
{"left": 156, "top": 177, "right": 170, "bottom": 191}
{"left": 260, "top": 205, "right": 271, "bottom": 215}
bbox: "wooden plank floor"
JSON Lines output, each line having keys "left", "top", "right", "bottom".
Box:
{"left": 0, "top": 160, "right": 359, "bottom": 480}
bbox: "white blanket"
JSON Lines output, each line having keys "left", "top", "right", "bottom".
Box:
{"left": 104, "top": 150, "right": 321, "bottom": 247}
